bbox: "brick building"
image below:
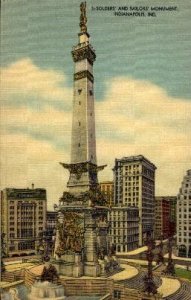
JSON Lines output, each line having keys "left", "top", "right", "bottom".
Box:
{"left": 154, "top": 196, "right": 177, "bottom": 240}
{"left": 100, "top": 181, "right": 114, "bottom": 207}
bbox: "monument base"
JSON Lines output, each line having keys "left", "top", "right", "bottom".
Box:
{"left": 52, "top": 254, "right": 83, "bottom": 278}
{"left": 84, "top": 262, "right": 101, "bottom": 277}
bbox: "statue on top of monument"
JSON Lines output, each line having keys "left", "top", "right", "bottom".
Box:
{"left": 80, "top": 2, "right": 87, "bottom": 33}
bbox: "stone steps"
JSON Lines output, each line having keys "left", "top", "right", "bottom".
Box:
{"left": 24, "top": 269, "right": 36, "bottom": 287}
{"left": 60, "top": 278, "right": 112, "bottom": 296}
{"left": 165, "top": 281, "right": 191, "bottom": 300}
{"left": 117, "top": 270, "right": 162, "bottom": 291}
{"left": 1, "top": 269, "right": 23, "bottom": 282}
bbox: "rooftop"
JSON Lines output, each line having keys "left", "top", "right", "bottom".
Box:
{"left": 111, "top": 206, "right": 139, "bottom": 211}
{"left": 3, "top": 187, "right": 46, "bottom": 200}
{"left": 115, "top": 155, "right": 157, "bottom": 169}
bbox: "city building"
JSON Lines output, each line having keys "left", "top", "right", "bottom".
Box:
{"left": 108, "top": 207, "right": 139, "bottom": 252}
{"left": 100, "top": 181, "right": 114, "bottom": 207}
{"left": 177, "top": 169, "right": 191, "bottom": 258}
{"left": 46, "top": 211, "right": 57, "bottom": 253}
{"left": 154, "top": 196, "right": 177, "bottom": 240}
{"left": 168, "top": 196, "right": 177, "bottom": 236}
{"left": 113, "top": 155, "right": 156, "bottom": 246}
{"left": 46, "top": 211, "right": 57, "bottom": 237}
{"left": 1, "top": 186, "right": 47, "bottom": 257}
{"left": 154, "top": 197, "right": 169, "bottom": 239}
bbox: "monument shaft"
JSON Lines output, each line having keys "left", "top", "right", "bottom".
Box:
{"left": 71, "top": 33, "right": 97, "bottom": 165}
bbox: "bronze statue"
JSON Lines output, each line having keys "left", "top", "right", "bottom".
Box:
{"left": 41, "top": 264, "right": 59, "bottom": 283}
{"left": 80, "top": 2, "right": 87, "bottom": 33}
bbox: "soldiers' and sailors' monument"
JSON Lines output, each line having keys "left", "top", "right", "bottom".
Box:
{"left": 53, "top": 2, "right": 117, "bottom": 278}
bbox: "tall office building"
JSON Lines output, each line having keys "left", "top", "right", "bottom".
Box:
{"left": 1, "top": 186, "right": 47, "bottom": 257}
{"left": 177, "top": 169, "right": 191, "bottom": 258}
{"left": 100, "top": 181, "right": 114, "bottom": 207}
{"left": 113, "top": 155, "right": 156, "bottom": 246}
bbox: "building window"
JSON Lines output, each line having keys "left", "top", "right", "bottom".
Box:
{"left": 18, "top": 241, "right": 35, "bottom": 250}
{"left": 78, "top": 89, "right": 82, "bottom": 94}
{"left": 79, "top": 101, "right": 81, "bottom": 105}
{"left": 9, "top": 246, "right": 15, "bottom": 251}
{"left": 114, "top": 290, "right": 121, "bottom": 299}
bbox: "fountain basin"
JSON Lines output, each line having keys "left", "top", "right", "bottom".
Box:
{"left": 28, "top": 281, "right": 66, "bottom": 299}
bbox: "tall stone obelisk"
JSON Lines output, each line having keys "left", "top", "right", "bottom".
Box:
{"left": 60, "top": 2, "right": 105, "bottom": 195}
{"left": 53, "top": 2, "right": 109, "bottom": 278}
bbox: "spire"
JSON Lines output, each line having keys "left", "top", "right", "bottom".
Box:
{"left": 79, "top": 2, "right": 87, "bottom": 33}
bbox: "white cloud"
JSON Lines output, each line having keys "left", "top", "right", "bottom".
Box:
{"left": 1, "top": 58, "right": 72, "bottom": 109}
{"left": 1, "top": 59, "right": 72, "bottom": 208}
{"left": 96, "top": 77, "right": 191, "bottom": 195}
{"left": 0, "top": 132, "right": 69, "bottom": 209}
{"left": 1, "top": 60, "right": 191, "bottom": 208}
{"left": 1, "top": 105, "right": 72, "bottom": 144}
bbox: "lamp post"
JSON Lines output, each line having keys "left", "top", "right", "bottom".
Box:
{"left": 37, "top": 230, "right": 51, "bottom": 262}
{"left": 143, "top": 232, "right": 158, "bottom": 295}
{"left": 163, "top": 236, "right": 175, "bottom": 276}
{"left": 51, "top": 229, "right": 56, "bottom": 257}
{"left": 156, "top": 235, "right": 164, "bottom": 265}
{"left": 1, "top": 233, "right": 6, "bottom": 280}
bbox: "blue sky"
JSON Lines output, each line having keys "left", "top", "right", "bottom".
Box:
{"left": 2, "top": 0, "right": 191, "bottom": 99}
{"left": 1, "top": 0, "right": 191, "bottom": 208}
